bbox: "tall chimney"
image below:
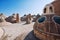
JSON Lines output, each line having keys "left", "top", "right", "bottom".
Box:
{"left": 16, "top": 13, "right": 19, "bottom": 23}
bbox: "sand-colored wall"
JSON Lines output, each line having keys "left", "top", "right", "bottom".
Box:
{"left": 51, "top": 0, "right": 60, "bottom": 16}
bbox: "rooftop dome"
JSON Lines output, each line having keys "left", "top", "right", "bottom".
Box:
{"left": 33, "top": 14, "right": 60, "bottom": 40}
{"left": 43, "top": 0, "right": 60, "bottom": 16}
{"left": 33, "top": 0, "right": 60, "bottom": 40}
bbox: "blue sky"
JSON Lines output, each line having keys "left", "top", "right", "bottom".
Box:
{"left": 0, "top": 0, "right": 54, "bottom": 17}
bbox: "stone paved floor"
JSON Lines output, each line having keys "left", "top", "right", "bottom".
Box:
{"left": 1, "top": 22, "right": 34, "bottom": 40}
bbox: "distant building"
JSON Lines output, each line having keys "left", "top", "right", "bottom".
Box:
{"left": 0, "top": 13, "right": 6, "bottom": 22}
{"left": 32, "top": 14, "right": 40, "bottom": 22}
{"left": 25, "top": 14, "right": 32, "bottom": 24}
{"left": 5, "top": 13, "right": 20, "bottom": 23}
{"left": 21, "top": 14, "right": 27, "bottom": 21}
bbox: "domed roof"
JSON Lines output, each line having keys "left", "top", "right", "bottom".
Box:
{"left": 33, "top": 0, "right": 60, "bottom": 40}
{"left": 43, "top": 0, "right": 60, "bottom": 16}
{"left": 51, "top": 0, "right": 60, "bottom": 15}
{"left": 33, "top": 14, "right": 60, "bottom": 40}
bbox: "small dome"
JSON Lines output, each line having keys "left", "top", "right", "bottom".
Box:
{"left": 43, "top": 4, "right": 54, "bottom": 15}
{"left": 43, "top": 0, "right": 60, "bottom": 16}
